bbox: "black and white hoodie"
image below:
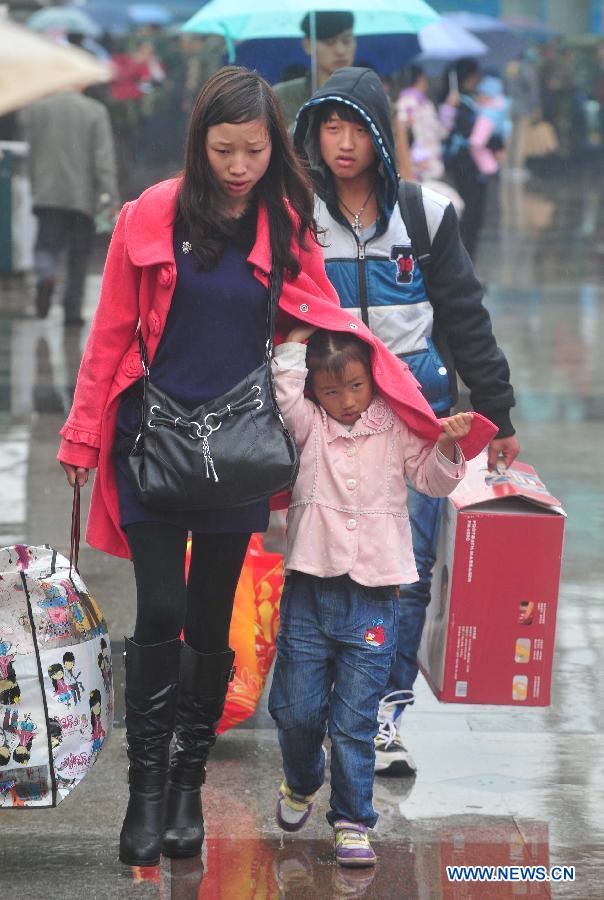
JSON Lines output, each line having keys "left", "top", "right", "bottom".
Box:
{"left": 293, "top": 66, "right": 516, "bottom": 437}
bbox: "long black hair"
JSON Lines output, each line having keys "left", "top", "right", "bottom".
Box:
{"left": 177, "top": 66, "right": 317, "bottom": 278}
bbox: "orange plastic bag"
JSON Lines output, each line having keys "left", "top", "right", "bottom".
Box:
{"left": 185, "top": 534, "right": 284, "bottom": 733}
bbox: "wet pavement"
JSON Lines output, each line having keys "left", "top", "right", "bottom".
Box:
{"left": 1, "top": 164, "right": 604, "bottom": 898}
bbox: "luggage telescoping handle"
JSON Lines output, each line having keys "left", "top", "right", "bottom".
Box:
{"left": 69, "top": 481, "right": 81, "bottom": 577}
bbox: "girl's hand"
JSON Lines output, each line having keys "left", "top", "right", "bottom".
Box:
{"left": 61, "top": 463, "right": 89, "bottom": 487}
{"left": 437, "top": 412, "right": 473, "bottom": 461}
{"left": 286, "top": 325, "right": 318, "bottom": 344}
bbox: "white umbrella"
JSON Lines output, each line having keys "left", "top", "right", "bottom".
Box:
{"left": 0, "top": 18, "right": 111, "bottom": 117}
{"left": 417, "top": 18, "right": 488, "bottom": 62}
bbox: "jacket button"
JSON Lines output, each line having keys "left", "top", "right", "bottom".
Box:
{"left": 159, "top": 265, "right": 174, "bottom": 287}
{"left": 346, "top": 518, "right": 357, "bottom": 530}
{"left": 349, "top": 322, "right": 358, "bottom": 330}
{"left": 124, "top": 352, "right": 142, "bottom": 377}
{"left": 438, "top": 366, "right": 447, "bottom": 376}
{"left": 147, "top": 310, "right": 161, "bottom": 335}
{"left": 299, "top": 303, "right": 309, "bottom": 313}
{"left": 346, "top": 478, "right": 357, "bottom": 490}
{"left": 346, "top": 446, "right": 357, "bottom": 457}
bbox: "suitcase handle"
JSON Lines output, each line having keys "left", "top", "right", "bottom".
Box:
{"left": 69, "top": 482, "right": 80, "bottom": 577}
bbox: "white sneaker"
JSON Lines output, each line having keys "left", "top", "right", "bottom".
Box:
{"left": 374, "top": 691, "right": 417, "bottom": 776}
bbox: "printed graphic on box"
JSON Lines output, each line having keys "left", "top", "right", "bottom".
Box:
{"left": 418, "top": 455, "right": 565, "bottom": 706}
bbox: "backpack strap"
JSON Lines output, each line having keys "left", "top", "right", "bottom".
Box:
{"left": 397, "top": 181, "right": 432, "bottom": 283}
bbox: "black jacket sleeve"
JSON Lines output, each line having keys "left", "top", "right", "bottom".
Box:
{"left": 429, "top": 203, "right": 516, "bottom": 437}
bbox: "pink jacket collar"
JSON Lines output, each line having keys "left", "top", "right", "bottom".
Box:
{"left": 124, "top": 177, "right": 272, "bottom": 273}
{"left": 323, "top": 396, "right": 395, "bottom": 443}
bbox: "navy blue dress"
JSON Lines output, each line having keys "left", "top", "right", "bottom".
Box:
{"left": 115, "top": 204, "right": 270, "bottom": 533}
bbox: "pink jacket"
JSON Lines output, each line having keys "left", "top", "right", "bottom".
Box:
{"left": 58, "top": 178, "right": 496, "bottom": 560}
{"left": 272, "top": 343, "right": 465, "bottom": 587}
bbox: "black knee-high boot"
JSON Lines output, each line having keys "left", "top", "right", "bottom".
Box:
{"left": 119, "top": 637, "right": 181, "bottom": 867}
{"left": 161, "top": 644, "right": 235, "bottom": 858}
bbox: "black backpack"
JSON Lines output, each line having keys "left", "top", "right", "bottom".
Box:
{"left": 397, "top": 180, "right": 432, "bottom": 284}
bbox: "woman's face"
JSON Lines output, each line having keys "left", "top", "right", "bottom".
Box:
{"left": 206, "top": 119, "right": 272, "bottom": 210}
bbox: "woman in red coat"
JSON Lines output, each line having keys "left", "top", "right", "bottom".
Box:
{"left": 58, "top": 67, "right": 495, "bottom": 869}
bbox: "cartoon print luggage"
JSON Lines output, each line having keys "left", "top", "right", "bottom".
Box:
{"left": 0, "top": 485, "right": 113, "bottom": 807}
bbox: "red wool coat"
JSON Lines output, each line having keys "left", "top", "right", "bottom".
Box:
{"left": 58, "top": 178, "right": 496, "bottom": 560}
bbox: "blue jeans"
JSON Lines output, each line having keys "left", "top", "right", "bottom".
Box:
{"left": 268, "top": 572, "right": 399, "bottom": 828}
{"left": 385, "top": 486, "right": 445, "bottom": 711}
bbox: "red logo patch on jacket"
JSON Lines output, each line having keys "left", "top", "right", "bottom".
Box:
{"left": 390, "top": 245, "right": 415, "bottom": 284}
{"left": 364, "top": 619, "right": 385, "bottom": 647}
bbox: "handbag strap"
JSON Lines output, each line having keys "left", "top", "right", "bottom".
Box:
{"left": 266, "top": 264, "right": 283, "bottom": 359}
{"left": 137, "top": 263, "right": 283, "bottom": 373}
{"left": 69, "top": 481, "right": 80, "bottom": 577}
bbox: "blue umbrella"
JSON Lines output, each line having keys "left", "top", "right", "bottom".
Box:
{"left": 183, "top": 0, "right": 440, "bottom": 41}
{"left": 28, "top": 6, "right": 102, "bottom": 38}
{"left": 235, "top": 34, "right": 421, "bottom": 81}
{"left": 80, "top": 2, "right": 173, "bottom": 35}
{"left": 129, "top": 4, "right": 173, "bottom": 26}
{"left": 183, "top": 0, "right": 439, "bottom": 87}
{"left": 80, "top": 2, "right": 131, "bottom": 35}
{"left": 442, "top": 12, "right": 527, "bottom": 71}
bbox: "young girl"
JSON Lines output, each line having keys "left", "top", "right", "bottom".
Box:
{"left": 269, "top": 325, "right": 471, "bottom": 867}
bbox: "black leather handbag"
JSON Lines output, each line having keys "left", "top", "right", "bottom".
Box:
{"left": 127, "top": 268, "right": 299, "bottom": 511}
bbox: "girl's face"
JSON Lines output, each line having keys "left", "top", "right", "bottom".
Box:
{"left": 206, "top": 119, "right": 272, "bottom": 210}
{"left": 312, "top": 359, "right": 373, "bottom": 425}
{"left": 319, "top": 112, "right": 376, "bottom": 182}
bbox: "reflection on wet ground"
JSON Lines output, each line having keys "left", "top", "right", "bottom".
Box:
{"left": 1, "top": 166, "right": 604, "bottom": 897}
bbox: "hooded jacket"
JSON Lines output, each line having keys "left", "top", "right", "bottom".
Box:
{"left": 57, "top": 178, "right": 496, "bottom": 560}
{"left": 294, "top": 67, "right": 516, "bottom": 437}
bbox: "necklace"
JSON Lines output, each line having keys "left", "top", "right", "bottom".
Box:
{"left": 338, "top": 186, "right": 375, "bottom": 237}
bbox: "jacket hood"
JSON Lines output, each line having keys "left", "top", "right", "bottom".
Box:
{"left": 293, "top": 67, "right": 399, "bottom": 220}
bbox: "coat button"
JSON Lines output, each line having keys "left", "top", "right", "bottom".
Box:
{"left": 346, "top": 478, "right": 357, "bottom": 490}
{"left": 438, "top": 366, "right": 447, "bottom": 376}
{"left": 299, "top": 303, "right": 309, "bottom": 313}
{"left": 346, "top": 446, "right": 357, "bottom": 457}
{"left": 147, "top": 310, "right": 161, "bottom": 335}
{"left": 124, "top": 352, "right": 142, "bottom": 377}
{"left": 349, "top": 322, "right": 358, "bottom": 330}
{"left": 159, "top": 265, "right": 174, "bottom": 287}
{"left": 346, "top": 518, "right": 357, "bottom": 530}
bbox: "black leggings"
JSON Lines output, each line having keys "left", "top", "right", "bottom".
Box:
{"left": 126, "top": 523, "right": 251, "bottom": 652}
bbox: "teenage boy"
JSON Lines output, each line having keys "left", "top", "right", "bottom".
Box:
{"left": 274, "top": 11, "right": 356, "bottom": 127}
{"left": 294, "top": 67, "right": 520, "bottom": 776}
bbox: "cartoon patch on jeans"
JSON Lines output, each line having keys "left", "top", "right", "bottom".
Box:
{"left": 364, "top": 619, "right": 385, "bottom": 647}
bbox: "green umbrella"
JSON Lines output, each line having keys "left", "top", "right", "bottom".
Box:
{"left": 183, "top": 0, "right": 439, "bottom": 87}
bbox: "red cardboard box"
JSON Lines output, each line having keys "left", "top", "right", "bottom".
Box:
{"left": 418, "top": 455, "right": 565, "bottom": 706}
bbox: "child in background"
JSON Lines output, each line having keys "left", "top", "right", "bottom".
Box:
{"left": 269, "top": 326, "right": 471, "bottom": 867}
{"left": 469, "top": 75, "right": 512, "bottom": 176}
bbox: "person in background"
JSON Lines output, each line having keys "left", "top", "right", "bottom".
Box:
{"left": 441, "top": 58, "right": 490, "bottom": 260}
{"left": 504, "top": 52, "right": 541, "bottom": 181}
{"left": 470, "top": 75, "right": 511, "bottom": 178}
{"left": 274, "top": 11, "right": 356, "bottom": 128}
{"left": 19, "top": 90, "right": 119, "bottom": 325}
{"left": 396, "top": 63, "right": 463, "bottom": 215}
